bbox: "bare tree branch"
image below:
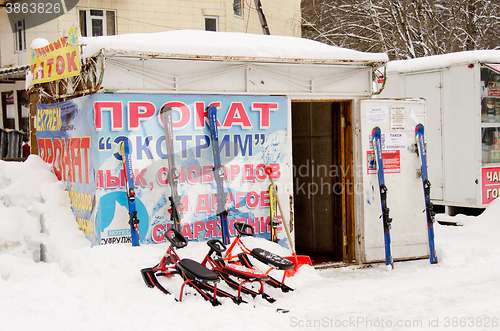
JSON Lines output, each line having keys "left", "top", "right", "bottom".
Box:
{"left": 302, "top": 0, "right": 500, "bottom": 60}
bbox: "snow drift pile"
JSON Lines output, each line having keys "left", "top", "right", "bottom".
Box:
{"left": 0, "top": 156, "right": 89, "bottom": 271}
{"left": 1, "top": 156, "right": 500, "bottom": 330}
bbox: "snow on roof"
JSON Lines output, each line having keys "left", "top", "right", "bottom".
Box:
{"left": 80, "top": 30, "right": 388, "bottom": 64}
{"left": 387, "top": 50, "right": 500, "bottom": 73}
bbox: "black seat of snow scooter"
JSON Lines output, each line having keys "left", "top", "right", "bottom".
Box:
{"left": 165, "top": 228, "right": 219, "bottom": 283}
{"left": 233, "top": 222, "right": 295, "bottom": 271}
{"left": 177, "top": 258, "right": 220, "bottom": 283}
{"left": 250, "top": 248, "right": 295, "bottom": 270}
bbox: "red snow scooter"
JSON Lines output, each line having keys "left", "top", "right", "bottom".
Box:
{"left": 222, "top": 222, "right": 295, "bottom": 293}
{"left": 141, "top": 228, "right": 243, "bottom": 306}
{"left": 201, "top": 238, "right": 276, "bottom": 304}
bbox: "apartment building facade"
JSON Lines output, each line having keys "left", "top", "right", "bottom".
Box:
{"left": 0, "top": 0, "right": 301, "bottom": 145}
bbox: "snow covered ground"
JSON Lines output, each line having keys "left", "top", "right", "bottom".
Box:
{"left": 1, "top": 155, "right": 499, "bottom": 331}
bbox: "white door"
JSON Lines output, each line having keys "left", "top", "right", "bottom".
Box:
{"left": 359, "top": 99, "right": 429, "bottom": 263}
{"left": 405, "top": 72, "right": 444, "bottom": 200}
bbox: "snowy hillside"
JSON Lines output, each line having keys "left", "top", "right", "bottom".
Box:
{"left": 1, "top": 155, "right": 499, "bottom": 330}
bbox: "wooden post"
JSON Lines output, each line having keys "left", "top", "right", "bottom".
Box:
{"left": 28, "top": 89, "right": 39, "bottom": 155}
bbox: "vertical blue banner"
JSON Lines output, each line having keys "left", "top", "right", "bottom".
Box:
{"left": 36, "top": 95, "right": 96, "bottom": 241}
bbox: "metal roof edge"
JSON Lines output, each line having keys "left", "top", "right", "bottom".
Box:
{"left": 99, "top": 49, "right": 387, "bottom": 66}
{"left": 0, "top": 64, "right": 30, "bottom": 76}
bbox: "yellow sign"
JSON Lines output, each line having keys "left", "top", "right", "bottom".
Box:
{"left": 29, "top": 26, "right": 80, "bottom": 85}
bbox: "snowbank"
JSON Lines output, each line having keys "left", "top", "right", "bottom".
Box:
{"left": 1, "top": 156, "right": 500, "bottom": 330}
{"left": 435, "top": 198, "right": 500, "bottom": 267}
{"left": 0, "top": 155, "right": 90, "bottom": 277}
{"left": 80, "top": 30, "right": 389, "bottom": 63}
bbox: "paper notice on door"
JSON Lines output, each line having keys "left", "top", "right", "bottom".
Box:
{"left": 390, "top": 106, "right": 406, "bottom": 130}
{"left": 367, "top": 106, "right": 389, "bottom": 124}
{"left": 385, "top": 132, "right": 407, "bottom": 150}
{"left": 367, "top": 150, "right": 401, "bottom": 174}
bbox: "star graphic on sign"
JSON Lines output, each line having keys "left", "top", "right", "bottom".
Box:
{"left": 68, "top": 27, "right": 78, "bottom": 45}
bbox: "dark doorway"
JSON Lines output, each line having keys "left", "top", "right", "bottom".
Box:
{"left": 291, "top": 101, "right": 354, "bottom": 264}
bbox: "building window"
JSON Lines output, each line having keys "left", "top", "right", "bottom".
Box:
{"left": 233, "top": 0, "right": 243, "bottom": 17}
{"left": 14, "top": 19, "right": 26, "bottom": 52}
{"left": 18, "top": 90, "right": 30, "bottom": 133}
{"left": 205, "top": 17, "right": 218, "bottom": 32}
{"left": 79, "top": 8, "right": 116, "bottom": 37}
{"left": 1, "top": 91, "right": 15, "bottom": 129}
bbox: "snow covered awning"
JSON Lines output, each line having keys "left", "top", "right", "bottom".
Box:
{"left": 80, "top": 30, "right": 388, "bottom": 65}
{"left": 386, "top": 50, "right": 500, "bottom": 74}
{"left": 0, "top": 64, "right": 29, "bottom": 83}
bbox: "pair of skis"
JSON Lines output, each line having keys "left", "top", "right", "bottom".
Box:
{"left": 371, "top": 124, "right": 437, "bottom": 268}
{"left": 156, "top": 105, "right": 230, "bottom": 245}
{"left": 117, "top": 106, "right": 184, "bottom": 246}
{"left": 209, "top": 106, "right": 280, "bottom": 244}
{"left": 117, "top": 105, "right": 245, "bottom": 247}
{"left": 164, "top": 105, "right": 272, "bottom": 245}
